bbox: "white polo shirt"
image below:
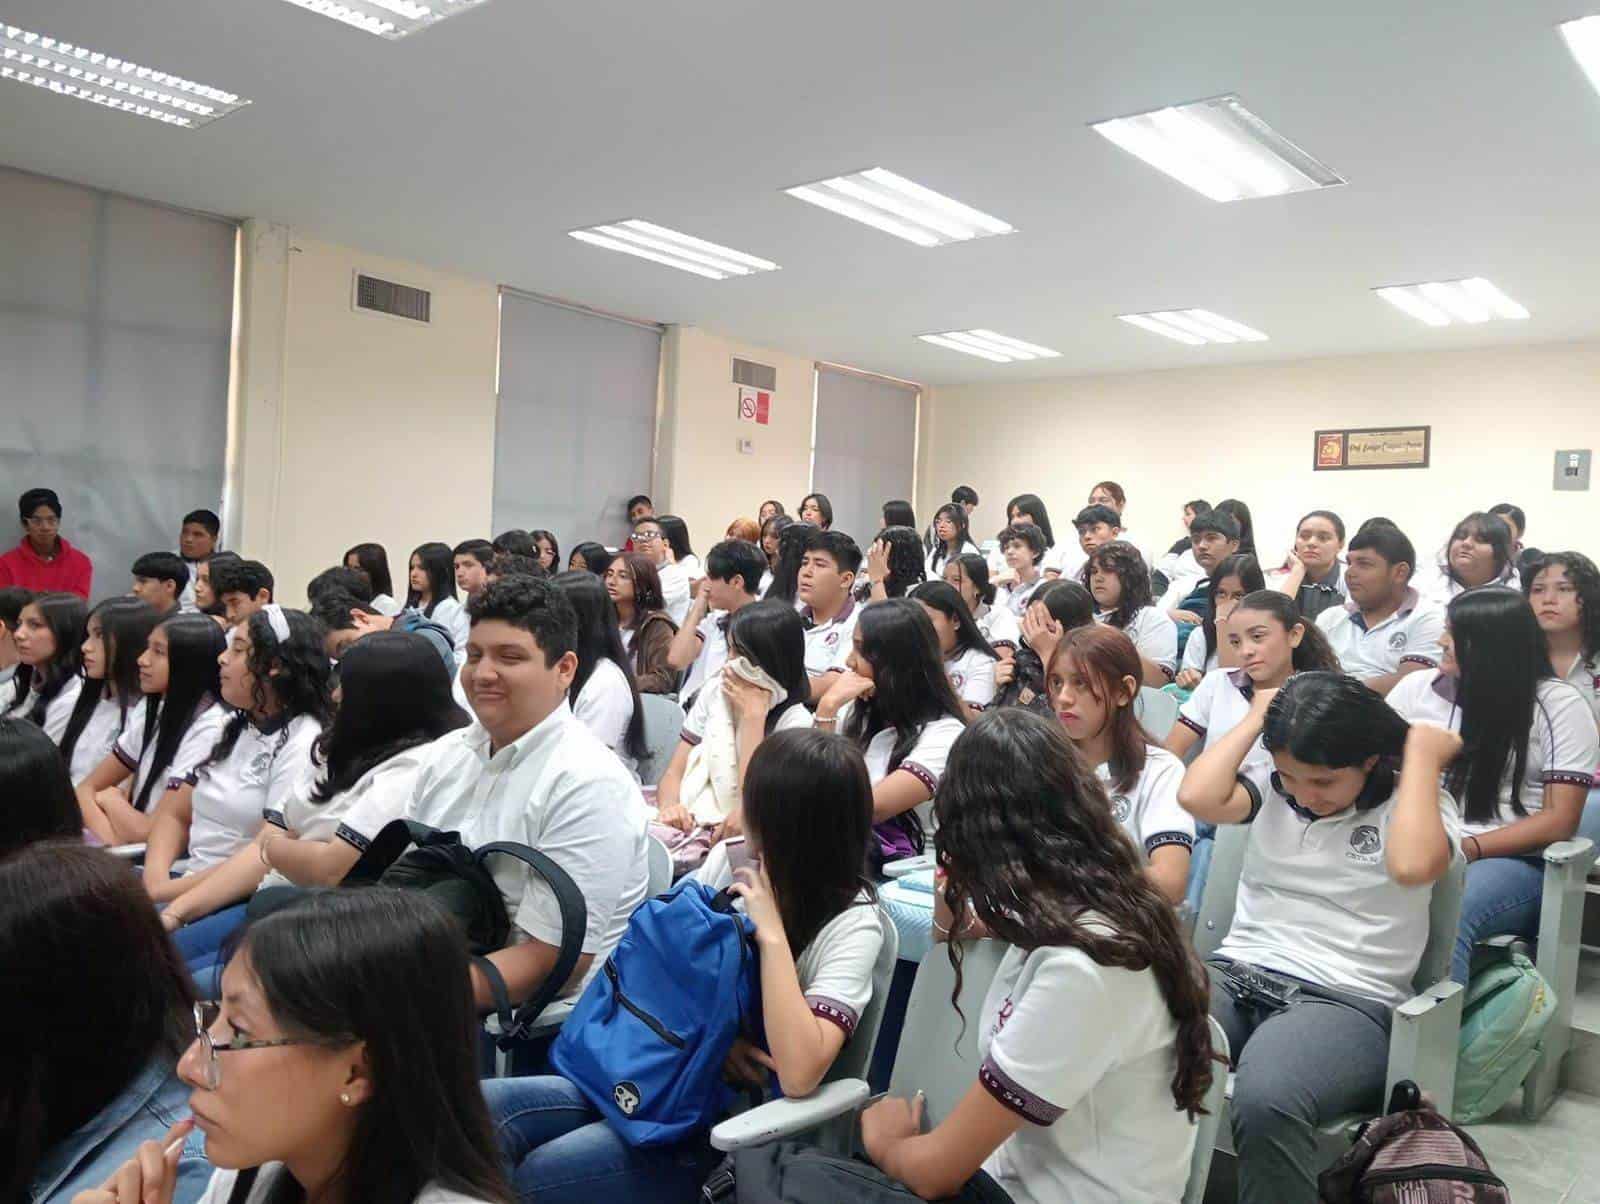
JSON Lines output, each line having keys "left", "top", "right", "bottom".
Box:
{"left": 571, "top": 657, "right": 637, "bottom": 773}
{"left": 1218, "top": 759, "right": 1460, "bottom": 1008}
{"left": 1097, "top": 606, "right": 1178, "bottom": 679}
{"left": 187, "top": 713, "right": 321, "bottom": 872}
{"left": 404, "top": 703, "right": 650, "bottom": 988}
{"left": 1557, "top": 651, "right": 1600, "bottom": 727}
{"left": 858, "top": 713, "right": 966, "bottom": 831}
{"left": 1177, "top": 669, "right": 1271, "bottom": 773}
{"left": 975, "top": 603, "right": 1021, "bottom": 653}
{"left": 1095, "top": 745, "right": 1195, "bottom": 861}
{"left": 114, "top": 697, "right": 228, "bottom": 809}
{"left": 1315, "top": 589, "right": 1444, "bottom": 681}
{"left": 802, "top": 596, "right": 859, "bottom": 677}
{"left": 14, "top": 675, "right": 84, "bottom": 742}
{"left": 1043, "top": 542, "right": 1087, "bottom": 580}
{"left": 430, "top": 596, "right": 471, "bottom": 658}
{"left": 1386, "top": 669, "right": 1599, "bottom": 836}
{"left": 69, "top": 695, "right": 147, "bottom": 785}
{"left": 925, "top": 540, "right": 980, "bottom": 579}
{"left": 946, "top": 646, "right": 998, "bottom": 709}
{"left": 1179, "top": 626, "right": 1217, "bottom": 677}
{"left": 996, "top": 575, "right": 1046, "bottom": 619}
{"left": 681, "top": 610, "right": 731, "bottom": 700}
{"left": 977, "top": 937, "right": 1194, "bottom": 1204}
{"left": 658, "top": 562, "right": 692, "bottom": 625}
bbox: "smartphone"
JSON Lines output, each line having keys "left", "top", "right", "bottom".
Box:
{"left": 724, "top": 837, "right": 758, "bottom": 875}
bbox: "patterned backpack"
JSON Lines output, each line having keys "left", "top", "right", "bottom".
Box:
{"left": 1318, "top": 1081, "right": 1509, "bottom": 1203}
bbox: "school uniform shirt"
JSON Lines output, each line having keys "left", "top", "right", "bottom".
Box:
{"left": 1421, "top": 566, "right": 1520, "bottom": 610}
{"left": 197, "top": 1167, "right": 497, "bottom": 1204}
{"left": 658, "top": 561, "right": 692, "bottom": 625}
{"left": 1043, "top": 541, "right": 1088, "bottom": 580}
{"left": 259, "top": 746, "right": 432, "bottom": 889}
{"left": 12, "top": 674, "right": 83, "bottom": 742}
{"left": 69, "top": 695, "right": 148, "bottom": 785}
{"left": 859, "top": 713, "right": 965, "bottom": 831}
{"left": 925, "top": 540, "right": 980, "bottom": 579}
{"left": 681, "top": 610, "right": 731, "bottom": 700}
{"left": 1096, "top": 745, "right": 1195, "bottom": 862}
{"left": 1557, "top": 650, "right": 1600, "bottom": 727}
{"left": 1096, "top": 606, "right": 1178, "bottom": 679}
{"left": 370, "top": 592, "right": 402, "bottom": 617}
{"left": 1219, "top": 758, "right": 1461, "bottom": 1008}
{"left": 974, "top": 602, "right": 1021, "bottom": 653}
{"left": 758, "top": 568, "right": 775, "bottom": 597}
{"left": 114, "top": 698, "right": 228, "bottom": 809}
{"left": 571, "top": 657, "right": 638, "bottom": 773}
{"left": 680, "top": 675, "right": 813, "bottom": 744}
{"left": 429, "top": 596, "right": 471, "bottom": 657}
{"left": 403, "top": 702, "right": 650, "bottom": 989}
{"left": 1386, "top": 669, "right": 1600, "bottom": 837}
{"left": 802, "top": 596, "right": 860, "bottom": 677}
{"left": 185, "top": 713, "right": 322, "bottom": 873}
{"left": 1315, "top": 588, "right": 1444, "bottom": 680}
{"left": 1292, "top": 562, "right": 1349, "bottom": 622}
{"left": 677, "top": 553, "right": 704, "bottom": 583}
{"left": 942, "top": 646, "right": 998, "bottom": 709}
{"left": 977, "top": 935, "right": 1194, "bottom": 1204}
{"left": 1179, "top": 627, "right": 1217, "bottom": 677}
{"left": 1176, "top": 668, "right": 1271, "bottom": 772}
{"left": 995, "top": 575, "right": 1046, "bottom": 620}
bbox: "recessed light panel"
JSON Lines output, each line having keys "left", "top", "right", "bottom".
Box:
{"left": 568, "top": 220, "right": 779, "bottom": 281}
{"left": 1561, "top": 17, "right": 1600, "bottom": 97}
{"left": 785, "top": 168, "right": 1015, "bottom": 247}
{"left": 918, "top": 330, "right": 1061, "bottom": 363}
{"left": 273, "top": 0, "right": 492, "bottom": 39}
{"left": 1373, "top": 278, "right": 1529, "bottom": 327}
{"left": 1, "top": 24, "right": 248, "bottom": 128}
{"left": 1092, "top": 95, "right": 1343, "bottom": 202}
{"left": 1117, "top": 309, "right": 1269, "bottom": 346}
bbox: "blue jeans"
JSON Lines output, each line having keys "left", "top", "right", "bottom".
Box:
{"left": 173, "top": 903, "right": 249, "bottom": 998}
{"left": 1451, "top": 790, "right": 1600, "bottom": 984}
{"left": 481, "top": 1075, "right": 717, "bottom": 1204}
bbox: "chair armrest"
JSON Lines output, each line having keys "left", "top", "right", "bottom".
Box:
{"left": 1385, "top": 979, "right": 1464, "bottom": 1117}
{"left": 1542, "top": 837, "right": 1596, "bottom": 869}
{"left": 483, "top": 997, "right": 577, "bottom": 1040}
{"left": 709, "top": 1079, "right": 871, "bottom": 1152}
{"left": 883, "top": 854, "right": 936, "bottom": 879}
{"left": 107, "top": 843, "right": 147, "bottom": 861}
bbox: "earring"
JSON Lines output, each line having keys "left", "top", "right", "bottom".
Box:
{"left": 340, "top": 1092, "right": 351, "bottom": 1105}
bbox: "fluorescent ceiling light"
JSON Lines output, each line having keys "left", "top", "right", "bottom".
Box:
{"left": 1374, "top": 278, "right": 1529, "bottom": 327}
{"left": 272, "top": 0, "right": 493, "bottom": 39}
{"left": 0, "top": 24, "right": 248, "bottom": 128}
{"left": 1560, "top": 16, "right": 1600, "bottom": 97}
{"left": 1117, "top": 309, "right": 1269, "bottom": 345}
{"left": 786, "top": 168, "right": 1014, "bottom": 246}
{"left": 569, "top": 220, "right": 779, "bottom": 281}
{"left": 918, "top": 329, "right": 1061, "bottom": 363}
{"left": 1091, "top": 95, "right": 1343, "bottom": 202}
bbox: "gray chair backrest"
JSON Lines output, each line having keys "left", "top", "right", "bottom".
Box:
{"left": 1416, "top": 853, "right": 1466, "bottom": 990}
{"left": 887, "top": 939, "right": 1010, "bottom": 1127}
{"left": 1183, "top": 1017, "right": 1231, "bottom": 1204}
{"left": 1135, "top": 687, "right": 1181, "bottom": 743}
{"left": 645, "top": 834, "right": 674, "bottom": 897}
{"left": 636, "top": 693, "right": 685, "bottom": 785}
{"left": 819, "top": 907, "right": 901, "bottom": 1086}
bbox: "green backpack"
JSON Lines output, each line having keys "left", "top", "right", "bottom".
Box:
{"left": 1453, "top": 951, "right": 1556, "bottom": 1124}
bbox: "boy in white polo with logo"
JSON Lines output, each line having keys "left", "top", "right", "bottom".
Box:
{"left": 798, "top": 529, "right": 863, "bottom": 703}
{"left": 1316, "top": 522, "right": 1443, "bottom": 695}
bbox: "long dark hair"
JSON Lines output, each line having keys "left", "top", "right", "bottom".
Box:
{"left": 1214, "top": 498, "right": 1255, "bottom": 556}
{"left": 134, "top": 615, "right": 226, "bottom": 812}
{"left": 1049, "top": 626, "right": 1149, "bottom": 794}
{"left": 841, "top": 600, "right": 968, "bottom": 766}
{"left": 344, "top": 543, "right": 393, "bottom": 599}
{"left": 800, "top": 493, "right": 834, "bottom": 530}
{"left": 760, "top": 514, "right": 792, "bottom": 572}
{"left": 727, "top": 600, "right": 812, "bottom": 733}
{"left": 882, "top": 500, "right": 916, "bottom": 530}
{"left": 0, "top": 587, "right": 33, "bottom": 711}
{"left": 59, "top": 597, "right": 158, "bottom": 770}
{"left": 1, "top": 844, "right": 195, "bottom": 1200}
{"left": 1006, "top": 493, "right": 1056, "bottom": 549}
{"left": 1084, "top": 540, "right": 1153, "bottom": 629}
{"left": 1447, "top": 588, "right": 1547, "bottom": 825}
{"left": 935, "top": 710, "right": 1213, "bottom": 1116}
{"left": 743, "top": 730, "right": 876, "bottom": 956}
{"left": 206, "top": 609, "right": 333, "bottom": 770}
{"left": 18, "top": 593, "right": 88, "bottom": 726}
{"left": 767, "top": 521, "right": 817, "bottom": 604}
{"left": 311, "top": 632, "right": 468, "bottom": 801}
{"left": 568, "top": 542, "right": 614, "bottom": 577}
{"left": 405, "top": 542, "right": 457, "bottom": 615}
{"left": 1524, "top": 551, "right": 1600, "bottom": 662}
{"left": 910, "top": 580, "right": 997, "bottom": 662}
{"left": 529, "top": 529, "right": 561, "bottom": 572}
{"left": 555, "top": 571, "right": 648, "bottom": 760}
{"left": 1231, "top": 591, "right": 1341, "bottom": 673}
{"left": 860, "top": 526, "right": 926, "bottom": 600}
{"left": 1442, "top": 512, "right": 1514, "bottom": 590}
{"left": 1201, "top": 554, "right": 1265, "bottom": 662}
{"left": 220, "top": 890, "right": 513, "bottom": 1204}
{"left": 927, "top": 503, "right": 973, "bottom": 573}
{"left": 614, "top": 552, "right": 668, "bottom": 632}
{"left": 946, "top": 552, "right": 997, "bottom": 607}
{"left": 0, "top": 719, "right": 81, "bottom": 858}
{"left": 657, "top": 515, "right": 694, "bottom": 563}
{"left": 1262, "top": 671, "right": 1409, "bottom": 808}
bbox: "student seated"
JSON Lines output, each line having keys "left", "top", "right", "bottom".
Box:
{"left": 83, "top": 889, "right": 515, "bottom": 1204}
{"left": 495, "top": 529, "right": 540, "bottom": 561}
{"left": 1072, "top": 502, "right": 1123, "bottom": 565}
{"left": 997, "top": 492, "right": 1082, "bottom": 580}
{"left": 1048, "top": 625, "right": 1193, "bottom": 903}
{"left": 1386, "top": 588, "right": 1600, "bottom": 983}
{"left": 402, "top": 575, "right": 650, "bottom": 1008}
{"left": 924, "top": 501, "right": 980, "bottom": 579}
{"left": 862, "top": 526, "right": 928, "bottom": 602}
{"left": 58, "top": 598, "right": 159, "bottom": 786}
{"left": 1271, "top": 510, "right": 1348, "bottom": 621}
{"left": 0, "top": 487, "right": 94, "bottom": 599}
{"left": 177, "top": 508, "right": 220, "bottom": 610}
{"left": 491, "top": 553, "right": 545, "bottom": 584}
{"left": 344, "top": 541, "right": 400, "bottom": 615}
{"left": 131, "top": 552, "right": 191, "bottom": 616}
{"left": 6, "top": 592, "right": 88, "bottom": 739}
{"left": 629, "top": 517, "right": 689, "bottom": 624}
{"left": 531, "top": 529, "right": 561, "bottom": 575}
{"left": 1315, "top": 522, "right": 1443, "bottom": 695}
{"left": 819, "top": 598, "right": 968, "bottom": 864}
{"left": 210, "top": 559, "right": 274, "bottom": 632}
{"left": 666, "top": 539, "right": 768, "bottom": 700}
{"left": 75, "top": 614, "right": 227, "bottom": 845}
{"left": 858, "top": 708, "right": 1210, "bottom": 1204}
{"left": 910, "top": 580, "right": 1000, "bottom": 713}
{"left": 1422, "top": 510, "right": 1518, "bottom": 605}
{"left": 993, "top": 524, "right": 1048, "bottom": 618}
{"left": 1086, "top": 479, "right": 1153, "bottom": 565}
{"left": 604, "top": 552, "right": 680, "bottom": 695}
{"left": 307, "top": 563, "right": 376, "bottom": 608}
{"left": 0, "top": 585, "right": 33, "bottom": 701}
{"left": 758, "top": 498, "right": 786, "bottom": 524}
{"left": 567, "top": 541, "right": 614, "bottom": 578}
{"left": 1084, "top": 541, "right": 1177, "bottom": 686}
{"left": 8, "top": 845, "right": 210, "bottom": 1204}
{"left": 766, "top": 520, "right": 816, "bottom": 606}
{"left": 553, "top": 571, "right": 648, "bottom": 773}
{"left": 310, "top": 587, "right": 456, "bottom": 673}
{"left": 194, "top": 552, "right": 240, "bottom": 622}
{"left": 994, "top": 579, "right": 1097, "bottom": 715}
{"left": 942, "top": 552, "right": 1021, "bottom": 659}
{"left": 0, "top": 719, "right": 82, "bottom": 857}
{"left": 798, "top": 492, "right": 834, "bottom": 530}
{"left": 407, "top": 542, "right": 470, "bottom": 655}
{"left": 798, "top": 530, "right": 863, "bottom": 702}
{"left": 1156, "top": 498, "right": 1210, "bottom": 582}
{"left": 481, "top": 729, "right": 883, "bottom": 1204}
{"left": 627, "top": 493, "right": 656, "bottom": 527}
{"left": 1174, "top": 554, "right": 1263, "bottom": 689}
{"left": 658, "top": 516, "right": 702, "bottom": 591}
{"left": 455, "top": 539, "right": 497, "bottom": 604}
{"left": 725, "top": 517, "right": 762, "bottom": 545}
{"left": 759, "top": 514, "right": 791, "bottom": 593}
{"left": 1156, "top": 510, "right": 1241, "bottom": 622}
{"left": 1524, "top": 552, "right": 1600, "bottom": 725}
{"left": 1178, "top": 672, "right": 1460, "bottom": 1204}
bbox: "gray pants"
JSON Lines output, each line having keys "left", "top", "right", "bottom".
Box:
{"left": 1208, "top": 959, "right": 1392, "bottom": 1204}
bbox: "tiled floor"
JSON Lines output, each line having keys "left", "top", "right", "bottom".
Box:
{"left": 1464, "top": 1090, "right": 1600, "bottom": 1202}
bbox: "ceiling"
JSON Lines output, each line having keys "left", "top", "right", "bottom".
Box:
{"left": 5, "top": 0, "right": 1600, "bottom": 386}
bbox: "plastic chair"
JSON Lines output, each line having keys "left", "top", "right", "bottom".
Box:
{"left": 1185, "top": 1019, "right": 1231, "bottom": 1204}
{"left": 646, "top": 833, "right": 673, "bottom": 897}
{"left": 1134, "top": 686, "right": 1180, "bottom": 743}
{"left": 636, "top": 693, "right": 685, "bottom": 786}
{"left": 711, "top": 907, "right": 901, "bottom": 1154}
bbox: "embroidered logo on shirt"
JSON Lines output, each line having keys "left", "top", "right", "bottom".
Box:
{"left": 950, "top": 671, "right": 967, "bottom": 689}
{"left": 613, "top": 1081, "right": 642, "bottom": 1115}
{"left": 1388, "top": 632, "right": 1407, "bottom": 650}
{"left": 243, "top": 748, "right": 274, "bottom": 786}
{"left": 1348, "top": 824, "right": 1382, "bottom": 860}
{"left": 1110, "top": 793, "right": 1132, "bottom": 823}
{"left": 825, "top": 631, "right": 840, "bottom": 648}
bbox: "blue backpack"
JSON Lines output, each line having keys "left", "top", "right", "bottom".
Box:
{"left": 550, "top": 878, "right": 761, "bottom": 1146}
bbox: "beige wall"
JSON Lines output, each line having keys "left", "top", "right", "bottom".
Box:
{"left": 233, "top": 226, "right": 499, "bottom": 605}
{"left": 918, "top": 342, "right": 1600, "bottom": 566}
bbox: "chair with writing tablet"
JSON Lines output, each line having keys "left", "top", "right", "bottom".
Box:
{"left": 636, "top": 693, "right": 685, "bottom": 787}
{"left": 1134, "top": 686, "right": 1181, "bottom": 744}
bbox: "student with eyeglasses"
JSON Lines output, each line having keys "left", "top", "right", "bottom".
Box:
{"left": 0, "top": 487, "right": 94, "bottom": 599}
{"left": 631, "top": 517, "right": 691, "bottom": 625}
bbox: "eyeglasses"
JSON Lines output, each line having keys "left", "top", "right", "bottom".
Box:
{"left": 24, "top": 513, "right": 59, "bottom": 529}
{"left": 632, "top": 531, "right": 661, "bottom": 542}
{"left": 191, "top": 1002, "right": 319, "bottom": 1089}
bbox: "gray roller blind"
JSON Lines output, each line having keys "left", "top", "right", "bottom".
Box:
{"left": 0, "top": 166, "right": 235, "bottom": 596}
{"left": 812, "top": 365, "right": 920, "bottom": 545}
{"left": 494, "top": 292, "right": 661, "bottom": 553}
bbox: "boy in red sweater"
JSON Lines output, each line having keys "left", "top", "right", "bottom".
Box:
{"left": 0, "top": 488, "right": 93, "bottom": 599}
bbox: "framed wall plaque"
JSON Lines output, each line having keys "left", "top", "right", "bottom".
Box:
{"left": 1313, "top": 426, "right": 1430, "bottom": 471}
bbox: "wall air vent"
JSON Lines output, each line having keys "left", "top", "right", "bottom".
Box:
{"left": 353, "top": 272, "right": 431, "bottom": 323}
{"left": 732, "top": 357, "right": 776, "bottom": 391}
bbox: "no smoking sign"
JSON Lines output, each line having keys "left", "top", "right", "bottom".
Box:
{"left": 737, "top": 385, "right": 771, "bottom": 425}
